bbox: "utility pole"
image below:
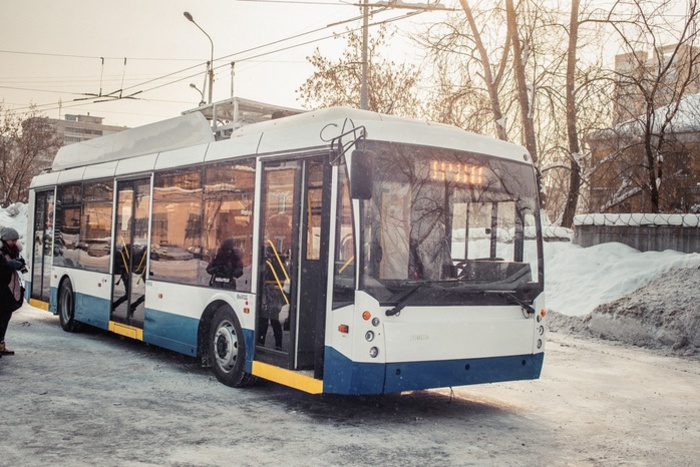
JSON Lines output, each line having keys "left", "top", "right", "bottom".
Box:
{"left": 361, "top": 0, "right": 369, "bottom": 110}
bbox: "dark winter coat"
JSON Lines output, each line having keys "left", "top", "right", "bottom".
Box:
{"left": 0, "top": 240, "right": 25, "bottom": 314}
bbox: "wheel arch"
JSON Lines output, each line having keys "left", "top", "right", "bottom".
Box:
{"left": 197, "top": 299, "right": 253, "bottom": 366}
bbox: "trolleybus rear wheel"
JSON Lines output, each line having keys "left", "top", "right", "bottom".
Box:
{"left": 58, "top": 279, "right": 81, "bottom": 332}
{"left": 209, "top": 307, "right": 255, "bottom": 387}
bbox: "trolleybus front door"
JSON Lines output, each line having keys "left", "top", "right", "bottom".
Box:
{"left": 111, "top": 178, "right": 151, "bottom": 329}
{"left": 256, "top": 156, "right": 330, "bottom": 376}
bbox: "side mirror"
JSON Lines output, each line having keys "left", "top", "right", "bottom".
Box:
{"left": 350, "top": 149, "right": 373, "bottom": 200}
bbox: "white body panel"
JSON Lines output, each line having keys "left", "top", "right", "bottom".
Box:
{"left": 145, "top": 280, "right": 257, "bottom": 331}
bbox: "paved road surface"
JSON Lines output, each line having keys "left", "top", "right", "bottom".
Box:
{"left": 1, "top": 305, "right": 698, "bottom": 466}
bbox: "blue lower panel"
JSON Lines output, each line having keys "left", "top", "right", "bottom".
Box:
{"left": 242, "top": 328, "right": 255, "bottom": 373}
{"left": 49, "top": 286, "right": 58, "bottom": 313}
{"left": 75, "top": 293, "right": 111, "bottom": 330}
{"left": 323, "top": 347, "right": 545, "bottom": 395}
{"left": 384, "top": 352, "right": 545, "bottom": 393}
{"left": 143, "top": 309, "right": 199, "bottom": 356}
{"left": 25, "top": 281, "right": 31, "bottom": 301}
{"left": 323, "top": 347, "right": 386, "bottom": 394}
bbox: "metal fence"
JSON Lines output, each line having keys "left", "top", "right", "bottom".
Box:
{"left": 573, "top": 213, "right": 700, "bottom": 253}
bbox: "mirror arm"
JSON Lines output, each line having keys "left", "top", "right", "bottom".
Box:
{"left": 328, "top": 124, "right": 367, "bottom": 165}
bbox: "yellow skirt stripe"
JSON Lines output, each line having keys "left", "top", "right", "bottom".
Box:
{"left": 252, "top": 361, "right": 323, "bottom": 394}
{"left": 108, "top": 321, "right": 144, "bottom": 341}
{"left": 29, "top": 299, "right": 50, "bottom": 311}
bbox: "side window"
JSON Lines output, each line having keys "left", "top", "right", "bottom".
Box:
{"left": 151, "top": 169, "right": 203, "bottom": 285}
{"left": 332, "top": 163, "right": 355, "bottom": 308}
{"left": 202, "top": 159, "right": 255, "bottom": 292}
{"left": 55, "top": 184, "right": 82, "bottom": 268}
{"left": 80, "top": 180, "right": 113, "bottom": 272}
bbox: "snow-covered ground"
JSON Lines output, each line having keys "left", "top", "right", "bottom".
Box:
{"left": 2, "top": 201, "right": 698, "bottom": 320}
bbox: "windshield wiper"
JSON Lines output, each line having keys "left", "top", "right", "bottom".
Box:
{"left": 495, "top": 291, "right": 535, "bottom": 315}
{"left": 385, "top": 283, "right": 428, "bottom": 316}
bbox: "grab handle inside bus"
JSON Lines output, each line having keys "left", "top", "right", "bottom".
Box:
{"left": 350, "top": 149, "right": 373, "bottom": 200}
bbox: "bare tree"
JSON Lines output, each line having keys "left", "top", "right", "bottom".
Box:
{"left": 561, "top": 0, "right": 583, "bottom": 227}
{"left": 457, "top": 0, "right": 510, "bottom": 140}
{"left": 598, "top": 0, "right": 700, "bottom": 213}
{"left": 0, "top": 103, "right": 62, "bottom": 207}
{"left": 297, "top": 25, "right": 422, "bottom": 117}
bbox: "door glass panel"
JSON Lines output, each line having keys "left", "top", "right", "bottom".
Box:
{"left": 31, "top": 190, "right": 54, "bottom": 301}
{"left": 305, "top": 164, "right": 323, "bottom": 261}
{"left": 257, "top": 161, "right": 301, "bottom": 355}
{"left": 112, "top": 179, "right": 150, "bottom": 328}
{"left": 333, "top": 163, "right": 355, "bottom": 308}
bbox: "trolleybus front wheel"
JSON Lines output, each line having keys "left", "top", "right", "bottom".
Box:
{"left": 58, "top": 279, "right": 81, "bottom": 332}
{"left": 208, "top": 307, "right": 255, "bottom": 387}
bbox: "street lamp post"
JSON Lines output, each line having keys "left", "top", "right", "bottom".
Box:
{"left": 184, "top": 11, "right": 214, "bottom": 104}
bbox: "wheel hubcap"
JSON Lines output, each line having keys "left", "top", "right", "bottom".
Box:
{"left": 213, "top": 320, "right": 238, "bottom": 373}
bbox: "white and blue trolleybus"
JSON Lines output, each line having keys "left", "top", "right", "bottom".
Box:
{"left": 26, "top": 100, "right": 545, "bottom": 394}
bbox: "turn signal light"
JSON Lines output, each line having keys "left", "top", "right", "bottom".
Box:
{"left": 362, "top": 311, "right": 371, "bottom": 321}
{"left": 338, "top": 324, "right": 349, "bottom": 334}
{"left": 540, "top": 309, "right": 547, "bottom": 318}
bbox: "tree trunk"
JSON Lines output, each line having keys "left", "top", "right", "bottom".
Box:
{"left": 458, "top": 0, "right": 509, "bottom": 141}
{"left": 505, "top": 0, "right": 538, "bottom": 164}
{"left": 561, "top": 0, "right": 581, "bottom": 227}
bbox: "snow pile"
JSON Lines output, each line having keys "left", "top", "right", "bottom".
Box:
{"left": 0, "top": 202, "right": 28, "bottom": 245}
{"left": 545, "top": 241, "right": 700, "bottom": 354}
{"left": 544, "top": 241, "right": 700, "bottom": 317}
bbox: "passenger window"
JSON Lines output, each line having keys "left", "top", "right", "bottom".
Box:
{"left": 54, "top": 184, "right": 82, "bottom": 269}
{"left": 202, "top": 159, "right": 255, "bottom": 292}
{"left": 151, "top": 169, "right": 202, "bottom": 285}
{"left": 80, "top": 180, "right": 113, "bottom": 273}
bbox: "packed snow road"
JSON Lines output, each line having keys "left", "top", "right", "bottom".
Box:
{"left": 1, "top": 305, "right": 698, "bottom": 466}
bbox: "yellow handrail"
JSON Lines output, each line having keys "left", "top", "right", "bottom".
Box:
{"left": 265, "top": 260, "right": 290, "bottom": 305}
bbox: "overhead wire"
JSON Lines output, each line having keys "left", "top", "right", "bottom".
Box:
{"left": 116, "top": 9, "right": 426, "bottom": 99}
{"left": 8, "top": 8, "right": 428, "bottom": 114}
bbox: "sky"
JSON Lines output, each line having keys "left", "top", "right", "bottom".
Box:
{"left": 0, "top": 0, "right": 454, "bottom": 128}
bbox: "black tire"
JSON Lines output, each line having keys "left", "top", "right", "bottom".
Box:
{"left": 58, "top": 279, "right": 81, "bottom": 332}
{"left": 208, "top": 307, "right": 255, "bottom": 387}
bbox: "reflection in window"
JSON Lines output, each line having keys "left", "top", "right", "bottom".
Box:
{"left": 54, "top": 184, "right": 81, "bottom": 268}
{"left": 360, "top": 141, "right": 542, "bottom": 300}
{"left": 202, "top": 160, "right": 255, "bottom": 291}
{"left": 151, "top": 169, "right": 202, "bottom": 285}
{"left": 80, "top": 180, "right": 113, "bottom": 272}
{"left": 306, "top": 162, "right": 323, "bottom": 261}
{"left": 333, "top": 162, "right": 355, "bottom": 308}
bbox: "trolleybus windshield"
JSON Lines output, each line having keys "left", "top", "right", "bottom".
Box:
{"left": 359, "top": 141, "right": 543, "bottom": 304}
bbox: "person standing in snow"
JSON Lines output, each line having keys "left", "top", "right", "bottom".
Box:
{"left": 0, "top": 227, "right": 27, "bottom": 356}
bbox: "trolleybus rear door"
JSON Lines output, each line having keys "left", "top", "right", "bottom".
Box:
{"left": 256, "top": 156, "right": 330, "bottom": 376}
{"left": 111, "top": 178, "right": 151, "bottom": 329}
{"left": 30, "top": 189, "right": 55, "bottom": 304}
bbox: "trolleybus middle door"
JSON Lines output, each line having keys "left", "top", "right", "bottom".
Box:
{"left": 111, "top": 178, "right": 150, "bottom": 329}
